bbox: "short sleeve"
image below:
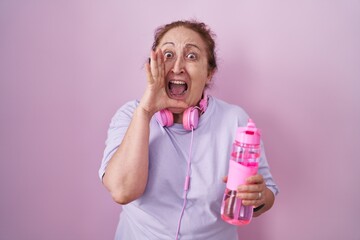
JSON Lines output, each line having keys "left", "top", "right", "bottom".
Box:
{"left": 258, "top": 140, "right": 279, "bottom": 196}
{"left": 98, "top": 100, "right": 139, "bottom": 181}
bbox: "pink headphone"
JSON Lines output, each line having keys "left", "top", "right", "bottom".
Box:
{"left": 155, "top": 93, "right": 208, "bottom": 130}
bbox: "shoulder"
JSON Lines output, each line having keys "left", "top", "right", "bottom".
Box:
{"left": 114, "top": 100, "right": 139, "bottom": 115}
{"left": 209, "top": 96, "right": 249, "bottom": 125}
{"left": 110, "top": 100, "right": 139, "bottom": 126}
{"left": 211, "top": 97, "right": 247, "bottom": 114}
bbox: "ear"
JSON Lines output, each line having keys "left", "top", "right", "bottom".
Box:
{"left": 206, "top": 70, "right": 214, "bottom": 84}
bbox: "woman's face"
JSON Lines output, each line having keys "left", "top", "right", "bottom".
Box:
{"left": 157, "top": 27, "right": 212, "bottom": 114}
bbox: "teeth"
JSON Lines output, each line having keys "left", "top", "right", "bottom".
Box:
{"left": 170, "top": 80, "right": 186, "bottom": 85}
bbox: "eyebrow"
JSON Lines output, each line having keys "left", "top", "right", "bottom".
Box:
{"left": 161, "top": 42, "right": 174, "bottom": 47}
{"left": 161, "top": 42, "right": 201, "bottom": 51}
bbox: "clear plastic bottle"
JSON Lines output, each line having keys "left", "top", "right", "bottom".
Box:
{"left": 220, "top": 119, "right": 261, "bottom": 225}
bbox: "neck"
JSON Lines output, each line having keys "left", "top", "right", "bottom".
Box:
{"left": 173, "top": 113, "right": 183, "bottom": 124}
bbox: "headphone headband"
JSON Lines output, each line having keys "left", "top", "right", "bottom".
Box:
{"left": 199, "top": 91, "right": 208, "bottom": 113}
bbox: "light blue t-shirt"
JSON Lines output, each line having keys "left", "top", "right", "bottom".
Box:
{"left": 99, "top": 96, "right": 279, "bottom": 240}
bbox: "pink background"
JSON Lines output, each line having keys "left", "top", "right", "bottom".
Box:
{"left": 1, "top": 1, "right": 359, "bottom": 239}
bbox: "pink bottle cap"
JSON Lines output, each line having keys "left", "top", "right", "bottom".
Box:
{"left": 236, "top": 119, "right": 261, "bottom": 145}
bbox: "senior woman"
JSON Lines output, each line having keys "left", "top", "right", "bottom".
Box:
{"left": 99, "top": 20, "right": 279, "bottom": 240}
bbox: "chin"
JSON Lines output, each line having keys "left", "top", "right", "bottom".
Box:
{"left": 167, "top": 107, "right": 186, "bottom": 114}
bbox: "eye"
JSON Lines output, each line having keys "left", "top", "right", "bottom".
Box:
{"left": 186, "top": 53, "right": 197, "bottom": 60}
{"left": 164, "top": 51, "right": 174, "bottom": 59}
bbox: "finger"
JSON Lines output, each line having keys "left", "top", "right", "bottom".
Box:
{"left": 222, "top": 176, "right": 228, "bottom": 183}
{"left": 246, "top": 174, "right": 264, "bottom": 184}
{"left": 237, "top": 191, "right": 262, "bottom": 200}
{"left": 156, "top": 48, "right": 163, "bottom": 65}
{"left": 156, "top": 49, "right": 164, "bottom": 81}
{"left": 145, "top": 63, "right": 153, "bottom": 84}
{"left": 237, "top": 191, "right": 265, "bottom": 207}
{"left": 150, "top": 50, "right": 159, "bottom": 80}
{"left": 241, "top": 199, "right": 264, "bottom": 207}
{"left": 237, "top": 183, "right": 263, "bottom": 193}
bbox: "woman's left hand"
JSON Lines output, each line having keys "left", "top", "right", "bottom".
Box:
{"left": 222, "top": 174, "right": 274, "bottom": 216}
{"left": 236, "top": 174, "right": 266, "bottom": 208}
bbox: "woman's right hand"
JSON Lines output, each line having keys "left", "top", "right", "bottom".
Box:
{"left": 139, "top": 49, "right": 188, "bottom": 116}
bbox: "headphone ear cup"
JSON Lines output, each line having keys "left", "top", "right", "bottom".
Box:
{"left": 183, "top": 107, "right": 200, "bottom": 130}
{"left": 155, "top": 109, "right": 174, "bottom": 127}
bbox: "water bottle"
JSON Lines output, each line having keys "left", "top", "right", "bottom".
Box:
{"left": 220, "top": 119, "right": 261, "bottom": 225}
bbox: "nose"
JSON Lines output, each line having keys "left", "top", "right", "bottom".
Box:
{"left": 171, "top": 56, "right": 184, "bottom": 74}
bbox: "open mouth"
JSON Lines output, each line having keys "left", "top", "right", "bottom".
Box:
{"left": 168, "top": 80, "right": 188, "bottom": 96}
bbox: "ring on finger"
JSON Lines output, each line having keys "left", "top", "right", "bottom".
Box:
{"left": 258, "top": 192, "right": 262, "bottom": 200}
